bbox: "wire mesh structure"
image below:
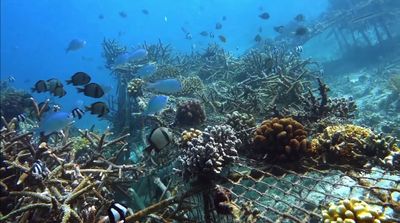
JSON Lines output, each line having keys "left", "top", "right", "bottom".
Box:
{"left": 125, "top": 157, "right": 400, "bottom": 223}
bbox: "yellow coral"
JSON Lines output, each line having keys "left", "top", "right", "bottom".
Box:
{"left": 180, "top": 128, "right": 202, "bottom": 145}
{"left": 322, "top": 198, "right": 390, "bottom": 223}
{"left": 311, "top": 124, "right": 373, "bottom": 157}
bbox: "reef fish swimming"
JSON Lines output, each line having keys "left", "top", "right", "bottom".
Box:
{"left": 145, "top": 78, "right": 182, "bottom": 94}
{"left": 144, "top": 95, "right": 169, "bottom": 115}
{"left": 108, "top": 202, "right": 128, "bottom": 223}
{"left": 65, "top": 39, "right": 86, "bottom": 53}
{"left": 67, "top": 72, "right": 91, "bottom": 86}
{"left": 114, "top": 48, "right": 148, "bottom": 65}
{"left": 77, "top": 83, "right": 105, "bottom": 98}
{"left": 38, "top": 111, "right": 73, "bottom": 136}
{"left": 135, "top": 63, "right": 157, "bottom": 78}
{"left": 85, "top": 101, "right": 109, "bottom": 117}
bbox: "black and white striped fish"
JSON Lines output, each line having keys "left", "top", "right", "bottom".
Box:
{"left": 108, "top": 202, "right": 128, "bottom": 223}
{"left": 71, "top": 108, "right": 85, "bottom": 119}
{"left": 31, "top": 160, "right": 47, "bottom": 177}
{"left": 15, "top": 114, "right": 26, "bottom": 122}
{"left": 8, "top": 75, "right": 15, "bottom": 83}
{"left": 295, "top": 45, "right": 303, "bottom": 54}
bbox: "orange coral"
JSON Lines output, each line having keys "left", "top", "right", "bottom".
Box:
{"left": 253, "top": 117, "right": 310, "bottom": 161}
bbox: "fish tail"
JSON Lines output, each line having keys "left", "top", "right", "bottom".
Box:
{"left": 77, "top": 87, "right": 84, "bottom": 93}
{"left": 66, "top": 80, "right": 72, "bottom": 85}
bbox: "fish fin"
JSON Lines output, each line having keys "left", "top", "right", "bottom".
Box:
{"left": 77, "top": 87, "right": 85, "bottom": 93}
{"left": 84, "top": 106, "right": 91, "bottom": 112}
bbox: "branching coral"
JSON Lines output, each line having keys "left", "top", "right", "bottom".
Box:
{"left": 322, "top": 198, "right": 390, "bottom": 223}
{"left": 311, "top": 124, "right": 399, "bottom": 168}
{"left": 179, "top": 125, "right": 241, "bottom": 180}
{"left": 225, "top": 111, "right": 256, "bottom": 144}
{"left": 0, "top": 100, "right": 144, "bottom": 223}
{"left": 253, "top": 117, "right": 311, "bottom": 161}
{"left": 174, "top": 100, "right": 206, "bottom": 126}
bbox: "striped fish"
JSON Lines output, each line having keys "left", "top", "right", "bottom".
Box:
{"left": 108, "top": 202, "right": 128, "bottom": 223}
{"left": 295, "top": 45, "right": 303, "bottom": 54}
{"left": 31, "top": 160, "right": 47, "bottom": 177}
{"left": 15, "top": 114, "right": 26, "bottom": 122}
{"left": 71, "top": 108, "right": 85, "bottom": 119}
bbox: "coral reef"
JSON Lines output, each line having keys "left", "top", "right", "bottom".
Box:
{"left": 0, "top": 85, "right": 32, "bottom": 123}
{"left": 253, "top": 117, "right": 311, "bottom": 161}
{"left": 127, "top": 78, "right": 144, "bottom": 97}
{"left": 311, "top": 124, "right": 399, "bottom": 168}
{"left": 0, "top": 98, "right": 141, "bottom": 223}
{"left": 225, "top": 111, "right": 256, "bottom": 144}
{"left": 179, "top": 125, "right": 241, "bottom": 180}
{"left": 179, "top": 128, "right": 202, "bottom": 147}
{"left": 388, "top": 73, "right": 400, "bottom": 97}
{"left": 322, "top": 198, "right": 389, "bottom": 223}
{"left": 212, "top": 185, "right": 239, "bottom": 218}
{"left": 179, "top": 75, "right": 204, "bottom": 96}
{"left": 174, "top": 100, "right": 206, "bottom": 126}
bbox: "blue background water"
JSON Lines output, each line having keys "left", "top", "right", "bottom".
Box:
{"left": 1, "top": 0, "right": 328, "bottom": 129}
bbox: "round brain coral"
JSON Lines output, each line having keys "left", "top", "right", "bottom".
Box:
{"left": 175, "top": 100, "right": 206, "bottom": 126}
{"left": 253, "top": 117, "right": 310, "bottom": 161}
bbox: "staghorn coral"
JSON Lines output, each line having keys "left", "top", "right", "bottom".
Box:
{"left": 225, "top": 111, "right": 256, "bottom": 144}
{"left": 174, "top": 100, "right": 206, "bottom": 126}
{"left": 322, "top": 198, "right": 390, "bottom": 223}
{"left": 0, "top": 110, "right": 142, "bottom": 223}
{"left": 311, "top": 124, "right": 399, "bottom": 168}
{"left": 179, "top": 75, "right": 204, "bottom": 96}
{"left": 253, "top": 117, "right": 311, "bottom": 161}
{"left": 179, "top": 125, "right": 241, "bottom": 180}
{"left": 127, "top": 78, "right": 145, "bottom": 97}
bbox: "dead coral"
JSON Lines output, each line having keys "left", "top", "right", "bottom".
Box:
{"left": 0, "top": 112, "right": 142, "bottom": 222}
{"left": 253, "top": 117, "right": 311, "bottom": 161}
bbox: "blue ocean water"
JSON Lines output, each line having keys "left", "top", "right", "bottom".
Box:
{"left": 1, "top": 0, "right": 327, "bottom": 130}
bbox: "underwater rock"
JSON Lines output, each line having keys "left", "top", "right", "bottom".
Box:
{"left": 321, "top": 198, "right": 389, "bottom": 223}
{"left": 179, "top": 124, "right": 241, "bottom": 180}
{"left": 127, "top": 78, "right": 144, "bottom": 97}
{"left": 175, "top": 100, "right": 206, "bottom": 126}
{"left": 225, "top": 111, "right": 256, "bottom": 144}
{"left": 253, "top": 117, "right": 311, "bottom": 161}
{"left": 311, "top": 124, "right": 399, "bottom": 168}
